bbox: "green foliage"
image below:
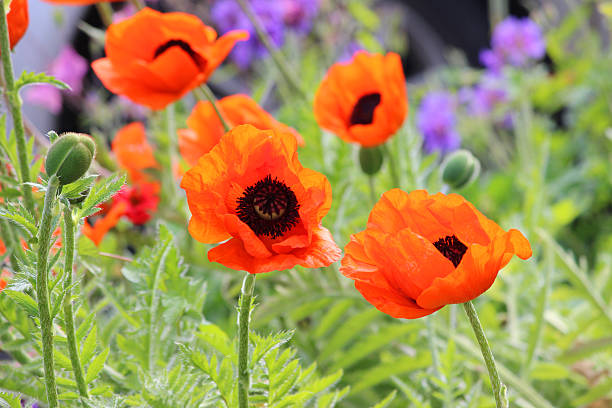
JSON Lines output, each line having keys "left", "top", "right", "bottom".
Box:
{"left": 14, "top": 71, "right": 70, "bottom": 92}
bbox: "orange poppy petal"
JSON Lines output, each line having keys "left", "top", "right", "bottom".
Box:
{"left": 202, "top": 30, "right": 250, "bottom": 78}
{"left": 112, "top": 122, "right": 158, "bottom": 175}
{"left": 7, "top": 0, "right": 28, "bottom": 49}
{"left": 82, "top": 201, "right": 128, "bottom": 246}
{"left": 416, "top": 229, "right": 532, "bottom": 309}
{"left": 354, "top": 280, "right": 440, "bottom": 319}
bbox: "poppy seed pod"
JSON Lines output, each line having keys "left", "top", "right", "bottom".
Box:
{"left": 359, "top": 146, "right": 384, "bottom": 175}
{"left": 442, "top": 149, "right": 480, "bottom": 189}
{"left": 45, "top": 133, "right": 96, "bottom": 185}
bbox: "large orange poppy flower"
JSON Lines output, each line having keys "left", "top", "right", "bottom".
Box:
{"left": 111, "top": 122, "right": 158, "bottom": 181}
{"left": 181, "top": 124, "right": 341, "bottom": 274}
{"left": 6, "top": 0, "right": 28, "bottom": 50}
{"left": 340, "top": 189, "right": 532, "bottom": 319}
{"left": 178, "top": 94, "right": 304, "bottom": 166}
{"left": 91, "top": 8, "right": 248, "bottom": 110}
{"left": 313, "top": 51, "right": 407, "bottom": 147}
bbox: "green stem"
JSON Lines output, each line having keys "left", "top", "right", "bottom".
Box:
{"left": 36, "top": 175, "right": 60, "bottom": 408}
{"left": 367, "top": 176, "right": 377, "bottom": 205}
{"left": 382, "top": 143, "right": 400, "bottom": 188}
{"left": 197, "top": 85, "right": 231, "bottom": 132}
{"left": 234, "top": 0, "right": 307, "bottom": 101}
{"left": 62, "top": 205, "right": 89, "bottom": 399}
{"left": 463, "top": 301, "right": 508, "bottom": 408}
{"left": 237, "top": 273, "right": 256, "bottom": 408}
{"left": 95, "top": 2, "right": 114, "bottom": 27}
{"left": 0, "top": 0, "right": 34, "bottom": 216}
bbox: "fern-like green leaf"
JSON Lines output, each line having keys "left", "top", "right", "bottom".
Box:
{"left": 15, "top": 71, "right": 70, "bottom": 91}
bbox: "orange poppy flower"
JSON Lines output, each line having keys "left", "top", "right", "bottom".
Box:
{"left": 340, "top": 189, "right": 531, "bottom": 319}
{"left": 181, "top": 124, "right": 341, "bottom": 274}
{"left": 0, "top": 238, "right": 5, "bottom": 256}
{"left": 6, "top": 0, "right": 28, "bottom": 50}
{"left": 91, "top": 8, "right": 248, "bottom": 110}
{"left": 82, "top": 200, "right": 128, "bottom": 246}
{"left": 178, "top": 94, "right": 304, "bottom": 166}
{"left": 0, "top": 271, "right": 10, "bottom": 292}
{"left": 313, "top": 51, "right": 407, "bottom": 147}
{"left": 112, "top": 122, "right": 158, "bottom": 181}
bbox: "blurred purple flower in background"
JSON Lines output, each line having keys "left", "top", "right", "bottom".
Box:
{"left": 25, "top": 46, "right": 88, "bottom": 114}
{"left": 417, "top": 91, "right": 461, "bottom": 154}
{"left": 212, "top": 0, "right": 285, "bottom": 69}
{"left": 459, "top": 74, "right": 508, "bottom": 117}
{"left": 211, "top": 0, "right": 319, "bottom": 68}
{"left": 479, "top": 16, "right": 546, "bottom": 72}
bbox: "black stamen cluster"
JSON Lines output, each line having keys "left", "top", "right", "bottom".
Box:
{"left": 433, "top": 235, "right": 468, "bottom": 267}
{"left": 153, "top": 39, "right": 204, "bottom": 68}
{"left": 236, "top": 175, "right": 300, "bottom": 239}
{"left": 350, "top": 93, "right": 382, "bottom": 125}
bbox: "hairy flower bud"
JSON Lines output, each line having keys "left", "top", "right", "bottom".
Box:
{"left": 45, "top": 133, "right": 96, "bottom": 185}
{"left": 442, "top": 149, "right": 480, "bottom": 189}
{"left": 358, "top": 145, "right": 384, "bottom": 175}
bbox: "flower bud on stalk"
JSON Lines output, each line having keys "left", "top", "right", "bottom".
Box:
{"left": 359, "top": 145, "right": 384, "bottom": 175}
{"left": 442, "top": 149, "right": 480, "bottom": 189}
{"left": 45, "top": 133, "right": 95, "bottom": 185}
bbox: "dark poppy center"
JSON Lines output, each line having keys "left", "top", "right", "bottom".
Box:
{"left": 349, "top": 93, "right": 381, "bottom": 126}
{"left": 153, "top": 39, "right": 204, "bottom": 68}
{"left": 433, "top": 235, "right": 467, "bottom": 267}
{"left": 236, "top": 175, "right": 300, "bottom": 239}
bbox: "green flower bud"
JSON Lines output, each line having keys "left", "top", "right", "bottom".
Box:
{"left": 442, "top": 149, "right": 480, "bottom": 189}
{"left": 359, "top": 145, "right": 384, "bottom": 175}
{"left": 45, "top": 133, "right": 96, "bottom": 185}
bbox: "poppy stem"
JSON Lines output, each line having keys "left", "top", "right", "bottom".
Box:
{"left": 95, "top": 3, "right": 114, "bottom": 27}
{"left": 62, "top": 204, "right": 89, "bottom": 399}
{"left": 382, "top": 143, "right": 401, "bottom": 188}
{"left": 367, "top": 176, "right": 377, "bottom": 205}
{"left": 237, "top": 272, "right": 256, "bottom": 408}
{"left": 198, "top": 84, "right": 232, "bottom": 132}
{"left": 36, "top": 175, "right": 60, "bottom": 408}
{"left": 463, "top": 301, "right": 508, "bottom": 408}
{"left": 0, "top": 0, "right": 35, "bottom": 216}
{"left": 234, "top": 0, "right": 308, "bottom": 101}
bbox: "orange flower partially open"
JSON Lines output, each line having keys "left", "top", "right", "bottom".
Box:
{"left": 6, "top": 0, "right": 28, "bottom": 50}
{"left": 112, "top": 122, "right": 158, "bottom": 181}
{"left": 314, "top": 51, "right": 407, "bottom": 147}
{"left": 340, "top": 189, "right": 532, "bottom": 319}
{"left": 91, "top": 8, "right": 248, "bottom": 110}
{"left": 178, "top": 94, "right": 304, "bottom": 166}
{"left": 181, "top": 124, "right": 340, "bottom": 274}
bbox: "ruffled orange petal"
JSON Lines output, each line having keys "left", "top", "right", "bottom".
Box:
{"left": 417, "top": 229, "right": 532, "bottom": 309}
{"left": 202, "top": 30, "right": 250, "bottom": 78}
{"left": 82, "top": 201, "right": 128, "bottom": 246}
{"left": 354, "top": 281, "right": 440, "bottom": 319}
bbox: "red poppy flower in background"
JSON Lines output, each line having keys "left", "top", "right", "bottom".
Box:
{"left": 181, "top": 124, "right": 341, "bottom": 274}
{"left": 111, "top": 122, "right": 158, "bottom": 181}
{"left": 113, "top": 181, "right": 160, "bottom": 225}
{"left": 178, "top": 94, "right": 304, "bottom": 166}
{"left": 340, "top": 189, "right": 532, "bottom": 319}
{"left": 91, "top": 8, "right": 248, "bottom": 110}
{"left": 313, "top": 51, "right": 407, "bottom": 147}
{"left": 5, "top": 0, "right": 28, "bottom": 50}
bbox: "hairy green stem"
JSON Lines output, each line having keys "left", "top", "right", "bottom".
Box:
{"left": 382, "top": 143, "right": 400, "bottom": 188}
{"left": 36, "top": 175, "right": 60, "bottom": 408}
{"left": 367, "top": 176, "right": 377, "bottom": 205}
{"left": 463, "top": 301, "right": 508, "bottom": 408}
{"left": 234, "top": 0, "right": 307, "bottom": 101}
{"left": 198, "top": 85, "right": 231, "bottom": 132}
{"left": 0, "top": 0, "right": 34, "bottom": 215}
{"left": 62, "top": 205, "right": 89, "bottom": 399}
{"left": 95, "top": 2, "right": 114, "bottom": 27}
{"left": 238, "top": 273, "right": 256, "bottom": 408}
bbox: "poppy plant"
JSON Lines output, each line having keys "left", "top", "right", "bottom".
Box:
{"left": 340, "top": 189, "right": 531, "bottom": 318}
{"left": 181, "top": 124, "right": 341, "bottom": 274}
{"left": 91, "top": 8, "right": 248, "bottom": 110}
{"left": 5, "top": 0, "right": 28, "bottom": 50}
{"left": 178, "top": 94, "right": 304, "bottom": 166}
{"left": 313, "top": 50, "right": 407, "bottom": 147}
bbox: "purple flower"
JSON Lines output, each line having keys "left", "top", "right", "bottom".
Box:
{"left": 211, "top": 0, "right": 285, "bottom": 68}
{"left": 417, "top": 91, "right": 460, "bottom": 154}
{"left": 459, "top": 74, "right": 508, "bottom": 117}
{"left": 480, "top": 16, "right": 545, "bottom": 72}
{"left": 25, "top": 46, "right": 88, "bottom": 114}
{"left": 280, "top": 0, "right": 320, "bottom": 33}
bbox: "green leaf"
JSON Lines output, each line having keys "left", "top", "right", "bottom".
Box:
{"left": 2, "top": 290, "right": 38, "bottom": 317}
{"left": 529, "top": 362, "right": 571, "bottom": 381}
{"left": 78, "top": 173, "right": 126, "bottom": 219}
{"left": 371, "top": 390, "right": 397, "bottom": 408}
{"left": 61, "top": 175, "right": 97, "bottom": 201}
{"left": 0, "top": 391, "right": 23, "bottom": 408}
{"left": 348, "top": 353, "right": 432, "bottom": 394}
{"left": 85, "top": 347, "right": 109, "bottom": 384}
{"left": 15, "top": 71, "right": 70, "bottom": 91}
{"left": 81, "top": 324, "right": 98, "bottom": 364}
{"left": 195, "top": 323, "right": 233, "bottom": 357}
{"left": 571, "top": 377, "right": 612, "bottom": 406}
{"left": 318, "top": 308, "right": 380, "bottom": 362}
{"left": 0, "top": 203, "right": 37, "bottom": 237}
